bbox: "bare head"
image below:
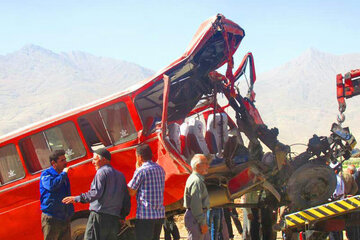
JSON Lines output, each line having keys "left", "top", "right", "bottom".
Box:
{"left": 136, "top": 144, "right": 153, "bottom": 162}
{"left": 347, "top": 164, "right": 356, "bottom": 175}
{"left": 190, "top": 154, "right": 209, "bottom": 175}
{"left": 49, "top": 149, "right": 67, "bottom": 173}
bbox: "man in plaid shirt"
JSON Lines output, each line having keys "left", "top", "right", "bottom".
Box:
{"left": 128, "top": 144, "right": 165, "bottom": 240}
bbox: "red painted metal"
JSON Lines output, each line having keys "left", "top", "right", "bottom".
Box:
{"left": 336, "top": 69, "right": 360, "bottom": 113}
{"left": 161, "top": 75, "right": 170, "bottom": 134}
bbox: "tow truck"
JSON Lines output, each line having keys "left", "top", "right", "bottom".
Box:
{"left": 271, "top": 69, "right": 360, "bottom": 240}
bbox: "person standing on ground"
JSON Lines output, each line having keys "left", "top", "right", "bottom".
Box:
{"left": 62, "top": 148, "right": 131, "bottom": 240}
{"left": 224, "top": 208, "right": 243, "bottom": 240}
{"left": 355, "top": 166, "right": 360, "bottom": 189}
{"left": 343, "top": 165, "right": 358, "bottom": 196}
{"left": 242, "top": 191, "right": 259, "bottom": 240}
{"left": 344, "top": 164, "right": 360, "bottom": 240}
{"left": 207, "top": 207, "right": 224, "bottom": 240}
{"left": 329, "top": 162, "right": 345, "bottom": 240}
{"left": 163, "top": 216, "right": 180, "bottom": 240}
{"left": 40, "top": 149, "right": 74, "bottom": 240}
{"left": 184, "top": 154, "right": 210, "bottom": 240}
{"left": 128, "top": 144, "right": 166, "bottom": 240}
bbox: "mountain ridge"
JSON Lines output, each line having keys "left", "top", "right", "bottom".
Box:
{"left": 0, "top": 45, "right": 359, "bottom": 149}
{"left": 0, "top": 45, "right": 154, "bottom": 135}
{"left": 255, "top": 48, "right": 360, "bottom": 147}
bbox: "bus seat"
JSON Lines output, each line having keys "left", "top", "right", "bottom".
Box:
{"left": 168, "top": 123, "right": 181, "bottom": 152}
{"left": 206, "top": 113, "right": 229, "bottom": 154}
{"left": 187, "top": 119, "right": 210, "bottom": 155}
{"left": 180, "top": 122, "right": 190, "bottom": 158}
{"left": 205, "top": 132, "right": 218, "bottom": 154}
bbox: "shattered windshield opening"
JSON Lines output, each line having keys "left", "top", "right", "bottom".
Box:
{"left": 134, "top": 29, "right": 243, "bottom": 131}
{"left": 134, "top": 80, "right": 164, "bottom": 128}
{"left": 134, "top": 73, "right": 207, "bottom": 130}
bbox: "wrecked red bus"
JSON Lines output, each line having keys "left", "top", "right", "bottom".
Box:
{"left": 0, "top": 14, "right": 253, "bottom": 239}
{"left": 1, "top": 14, "right": 352, "bottom": 239}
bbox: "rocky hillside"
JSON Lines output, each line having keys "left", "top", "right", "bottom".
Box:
{"left": 1, "top": 45, "right": 359, "bottom": 150}
{"left": 255, "top": 48, "right": 360, "bottom": 149}
{"left": 0, "top": 45, "right": 154, "bottom": 135}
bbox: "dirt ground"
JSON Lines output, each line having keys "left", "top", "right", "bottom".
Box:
{"left": 164, "top": 209, "right": 244, "bottom": 239}
{"left": 159, "top": 209, "right": 289, "bottom": 240}
{"left": 159, "top": 210, "right": 349, "bottom": 240}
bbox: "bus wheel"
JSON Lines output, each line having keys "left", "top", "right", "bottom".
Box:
{"left": 286, "top": 163, "right": 336, "bottom": 211}
{"left": 71, "top": 218, "right": 88, "bottom": 240}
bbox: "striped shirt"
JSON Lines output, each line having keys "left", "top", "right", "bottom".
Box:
{"left": 128, "top": 160, "right": 165, "bottom": 219}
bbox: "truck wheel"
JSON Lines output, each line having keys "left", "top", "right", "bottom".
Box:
{"left": 286, "top": 163, "right": 336, "bottom": 211}
{"left": 71, "top": 218, "right": 88, "bottom": 240}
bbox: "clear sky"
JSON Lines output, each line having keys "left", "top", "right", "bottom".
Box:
{"left": 0, "top": 0, "right": 359, "bottom": 74}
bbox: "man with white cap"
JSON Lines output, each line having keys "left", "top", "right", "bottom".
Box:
{"left": 63, "top": 148, "right": 131, "bottom": 240}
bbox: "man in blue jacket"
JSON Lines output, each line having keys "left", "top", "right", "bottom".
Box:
{"left": 40, "top": 149, "right": 74, "bottom": 240}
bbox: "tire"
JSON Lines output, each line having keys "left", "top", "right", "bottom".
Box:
{"left": 71, "top": 218, "right": 88, "bottom": 240}
{"left": 286, "top": 163, "right": 336, "bottom": 211}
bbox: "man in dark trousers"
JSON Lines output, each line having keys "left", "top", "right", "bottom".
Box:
{"left": 163, "top": 216, "right": 180, "bottom": 240}
{"left": 223, "top": 208, "right": 242, "bottom": 240}
{"left": 128, "top": 144, "right": 166, "bottom": 240}
{"left": 183, "top": 154, "right": 210, "bottom": 240}
{"left": 40, "top": 149, "right": 74, "bottom": 240}
{"left": 63, "top": 148, "right": 130, "bottom": 240}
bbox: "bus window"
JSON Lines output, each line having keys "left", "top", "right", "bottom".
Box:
{"left": 21, "top": 132, "right": 50, "bottom": 172}
{"left": 78, "top": 111, "right": 112, "bottom": 151}
{"left": 20, "top": 122, "right": 86, "bottom": 173}
{"left": 0, "top": 144, "right": 25, "bottom": 185}
{"left": 79, "top": 102, "right": 137, "bottom": 150}
{"left": 100, "top": 102, "right": 137, "bottom": 145}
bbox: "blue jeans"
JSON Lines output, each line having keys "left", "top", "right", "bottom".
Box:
{"left": 207, "top": 208, "right": 223, "bottom": 240}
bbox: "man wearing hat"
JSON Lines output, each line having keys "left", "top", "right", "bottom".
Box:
{"left": 63, "top": 148, "right": 131, "bottom": 240}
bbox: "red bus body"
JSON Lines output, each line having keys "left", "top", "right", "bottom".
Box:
{"left": 0, "top": 14, "right": 249, "bottom": 239}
